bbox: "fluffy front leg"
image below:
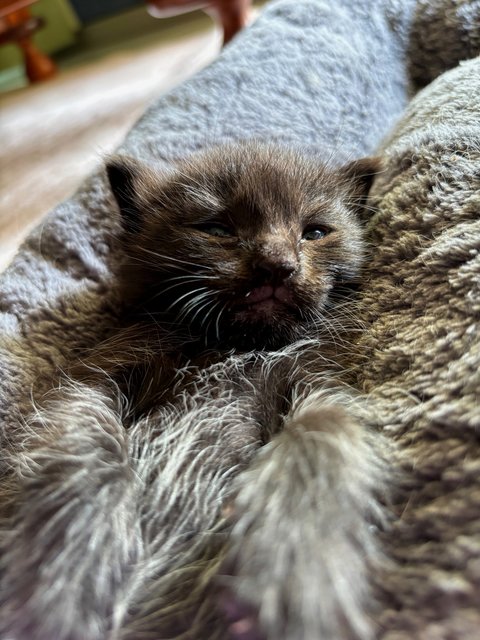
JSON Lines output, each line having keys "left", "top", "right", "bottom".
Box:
{"left": 0, "top": 382, "right": 143, "bottom": 640}
{"left": 220, "top": 391, "right": 390, "bottom": 640}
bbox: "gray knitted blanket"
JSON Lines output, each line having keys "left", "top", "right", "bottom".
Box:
{"left": 0, "top": 0, "right": 479, "bottom": 638}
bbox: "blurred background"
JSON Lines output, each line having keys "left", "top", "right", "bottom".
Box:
{"left": 0, "top": 0, "right": 258, "bottom": 271}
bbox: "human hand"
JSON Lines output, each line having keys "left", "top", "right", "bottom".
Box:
{"left": 147, "top": 0, "right": 252, "bottom": 44}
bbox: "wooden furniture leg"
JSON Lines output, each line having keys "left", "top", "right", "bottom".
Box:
{"left": 18, "top": 33, "right": 56, "bottom": 82}
{"left": 0, "top": 1, "right": 57, "bottom": 84}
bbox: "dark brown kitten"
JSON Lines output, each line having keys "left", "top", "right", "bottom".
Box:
{"left": 107, "top": 141, "right": 379, "bottom": 355}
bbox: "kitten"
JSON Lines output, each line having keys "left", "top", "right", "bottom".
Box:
{"left": 98, "top": 141, "right": 386, "bottom": 640}
{"left": 31, "top": 141, "right": 383, "bottom": 640}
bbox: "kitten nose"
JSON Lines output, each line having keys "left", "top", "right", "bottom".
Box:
{"left": 254, "top": 257, "right": 297, "bottom": 283}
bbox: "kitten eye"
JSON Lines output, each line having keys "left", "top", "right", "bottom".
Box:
{"left": 195, "top": 223, "right": 234, "bottom": 238}
{"left": 302, "top": 226, "right": 330, "bottom": 241}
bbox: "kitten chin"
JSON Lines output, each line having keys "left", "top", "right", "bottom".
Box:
{"left": 106, "top": 141, "right": 379, "bottom": 354}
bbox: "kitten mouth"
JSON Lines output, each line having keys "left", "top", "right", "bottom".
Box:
{"left": 236, "top": 284, "right": 295, "bottom": 315}
{"left": 245, "top": 284, "right": 292, "bottom": 306}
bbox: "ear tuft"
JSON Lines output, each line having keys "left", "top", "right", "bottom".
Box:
{"left": 106, "top": 156, "right": 144, "bottom": 233}
{"left": 341, "top": 157, "right": 382, "bottom": 221}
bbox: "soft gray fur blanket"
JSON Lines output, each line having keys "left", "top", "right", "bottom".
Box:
{"left": 0, "top": 0, "right": 480, "bottom": 638}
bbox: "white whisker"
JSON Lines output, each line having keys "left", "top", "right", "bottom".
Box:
{"left": 203, "top": 302, "right": 224, "bottom": 343}
{"left": 136, "top": 247, "right": 214, "bottom": 272}
{"left": 201, "top": 299, "right": 223, "bottom": 331}
{"left": 177, "top": 291, "right": 218, "bottom": 324}
{"left": 214, "top": 301, "right": 229, "bottom": 342}
{"left": 189, "top": 297, "right": 219, "bottom": 325}
{"left": 166, "top": 287, "right": 210, "bottom": 314}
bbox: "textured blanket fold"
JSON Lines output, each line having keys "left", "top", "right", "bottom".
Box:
{"left": 1, "top": 0, "right": 480, "bottom": 638}
{"left": 359, "top": 56, "right": 480, "bottom": 638}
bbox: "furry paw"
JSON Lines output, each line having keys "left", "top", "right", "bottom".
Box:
{"left": 221, "top": 589, "right": 265, "bottom": 640}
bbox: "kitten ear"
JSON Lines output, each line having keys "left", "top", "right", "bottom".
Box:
{"left": 106, "top": 155, "right": 148, "bottom": 233}
{"left": 340, "top": 157, "right": 382, "bottom": 221}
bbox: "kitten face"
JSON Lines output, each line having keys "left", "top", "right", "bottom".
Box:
{"left": 107, "top": 143, "right": 378, "bottom": 351}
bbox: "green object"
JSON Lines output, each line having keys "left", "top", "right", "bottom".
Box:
{"left": 0, "top": 0, "right": 80, "bottom": 72}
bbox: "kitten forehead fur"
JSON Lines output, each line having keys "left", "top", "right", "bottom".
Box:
{"left": 108, "top": 141, "right": 378, "bottom": 230}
